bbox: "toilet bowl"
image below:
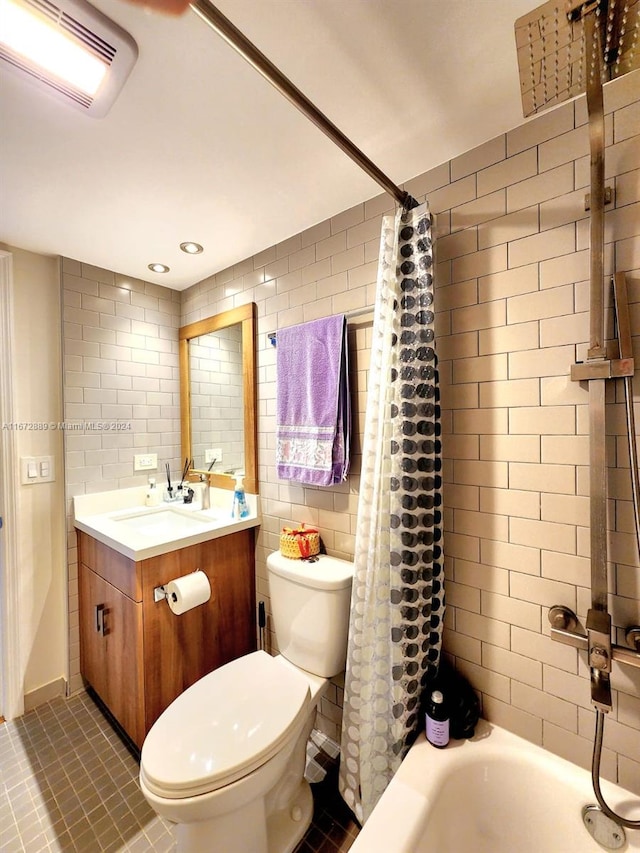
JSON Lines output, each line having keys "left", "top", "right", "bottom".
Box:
{"left": 140, "top": 651, "right": 324, "bottom": 853}
{"left": 139, "top": 552, "right": 354, "bottom": 853}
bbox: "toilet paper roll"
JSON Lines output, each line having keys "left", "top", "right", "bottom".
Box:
{"left": 166, "top": 571, "right": 211, "bottom": 615}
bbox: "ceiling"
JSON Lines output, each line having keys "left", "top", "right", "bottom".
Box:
{"left": 0, "top": 0, "right": 538, "bottom": 290}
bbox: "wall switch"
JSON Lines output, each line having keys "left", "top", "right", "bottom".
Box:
{"left": 39, "top": 456, "right": 54, "bottom": 483}
{"left": 20, "top": 456, "right": 55, "bottom": 484}
{"left": 205, "top": 448, "right": 222, "bottom": 464}
{"left": 134, "top": 453, "right": 158, "bottom": 471}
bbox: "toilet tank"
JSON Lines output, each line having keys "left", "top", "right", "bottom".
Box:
{"left": 266, "top": 551, "right": 354, "bottom": 678}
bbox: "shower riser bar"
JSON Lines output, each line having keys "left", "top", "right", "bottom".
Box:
{"left": 564, "top": 0, "right": 639, "bottom": 714}
{"left": 517, "top": 0, "right": 640, "bottom": 831}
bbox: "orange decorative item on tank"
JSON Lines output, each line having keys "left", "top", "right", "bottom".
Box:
{"left": 279, "top": 524, "right": 320, "bottom": 559}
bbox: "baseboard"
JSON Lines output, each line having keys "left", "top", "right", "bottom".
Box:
{"left": 24, "top": 677, "right": 67, "bottom": 712}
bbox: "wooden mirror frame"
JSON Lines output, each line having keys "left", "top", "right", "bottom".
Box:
{"left": 179, "top": 302, "right": 258, "bottom": 494}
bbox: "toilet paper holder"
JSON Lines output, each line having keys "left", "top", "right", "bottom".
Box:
{"left": 153, "top": 570, "right": 202, "bottom": 604}
{"left": 153, "top": 568, "right": 208, "bottom": 609}
{"left": 154, "top": 583, "right": 175, "bottom": 604}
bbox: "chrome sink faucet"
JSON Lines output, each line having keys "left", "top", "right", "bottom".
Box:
{"left": 199, "top": 473, "right": 210, "bottom": 510}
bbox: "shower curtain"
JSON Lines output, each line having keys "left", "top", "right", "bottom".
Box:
{"left": 339, "top": 201, "right": 444, "bottom": 824}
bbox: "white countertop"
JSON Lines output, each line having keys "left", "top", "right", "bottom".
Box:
{"left": 74, "top": 485, "right": 261, "bottom": 560}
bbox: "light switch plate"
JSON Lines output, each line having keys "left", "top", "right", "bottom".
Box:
{"left": 134, "top": 453, "right": 158, "bottom": 471}
{"left": 205, "top": 448, "right": 222, "bottom": 464}
{"left": 20, "top": 456, "right": 55, "bottom": 484}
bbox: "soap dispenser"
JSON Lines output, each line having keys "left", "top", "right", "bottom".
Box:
{"left": 231, "top": 475, "right": 249, "bottom": 519}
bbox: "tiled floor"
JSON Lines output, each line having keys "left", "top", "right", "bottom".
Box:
{"left": 0, "top": 692, "right": 359, "bottom": 852}
{"left": 292, "top": 765, "right": 359, "bottom": 853}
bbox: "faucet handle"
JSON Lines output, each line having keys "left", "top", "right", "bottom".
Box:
{"left": 625, "top": 627, "right": 640, "bottom": 652}
{"left": 548, "top": 605, "right": 578, "bottom": 631}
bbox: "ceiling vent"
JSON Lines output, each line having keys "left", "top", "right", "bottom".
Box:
{"left": 0, "top": 0, "right": 138, "bottom": 117}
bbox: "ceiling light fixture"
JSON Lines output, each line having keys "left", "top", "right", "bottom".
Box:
{"left": 148, "top": 263, "right": 170, "bottom": 274}
{"left": 0, "top": 0, "right": 137, "bottom": 117}
{"left": 179, "top": 241, "right": 204, "bottom": 255}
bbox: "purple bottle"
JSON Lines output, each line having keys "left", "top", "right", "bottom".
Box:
{"left": 426, "top": 689, "right": 450, "bottom": 748}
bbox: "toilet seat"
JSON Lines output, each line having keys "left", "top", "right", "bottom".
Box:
{"left": 140, "top": 651, "right": 310, "bottom": 799}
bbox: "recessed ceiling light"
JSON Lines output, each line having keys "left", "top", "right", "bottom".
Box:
{"left": 180, "top": 241, "right": 204, "bottom": 255}
{"left": 148, "top": 263, "right": 170, "bottom": 274}
{"left": 0, "top": 0, "right": 137, "bottom": 117}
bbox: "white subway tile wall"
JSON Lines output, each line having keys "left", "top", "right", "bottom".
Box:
{"left": 180, "top": 70, "right": 640, "bottom": 789}
{"left": 62, "top": 262, "right": 182, "bottom": 693}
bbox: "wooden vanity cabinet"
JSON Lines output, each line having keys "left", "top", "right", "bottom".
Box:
{"left": 78, "top": 529, "right": 256, "bottom": 749}
{"left": 78, "top": 557, "right": 145, "bottom": 745}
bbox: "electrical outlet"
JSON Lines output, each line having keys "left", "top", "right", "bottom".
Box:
{"left": 205, "top": 448, "right": 222, "bottom": 464}
{"left": 134, "top": 453, "right": 158, "bottom": 471}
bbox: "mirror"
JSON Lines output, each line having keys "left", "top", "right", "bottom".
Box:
{"left": 179, "top": 303, "right": 258, "bottom": 494}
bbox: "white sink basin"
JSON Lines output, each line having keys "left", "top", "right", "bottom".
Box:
{"left": 73, "top": 485, "right": 260, "bottom": 561}
{"left": 112, "top": 507, "right": 215, "bottom": 537}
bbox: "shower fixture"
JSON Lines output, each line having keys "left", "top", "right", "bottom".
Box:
{"left": 516, "top": 0, "right": 640, "bottom": 832}
{"left": 549, "top": 606, "right": 640, "bottom": 671}
{"left": 516, "top": 0, "right": 639, "bottom": 119}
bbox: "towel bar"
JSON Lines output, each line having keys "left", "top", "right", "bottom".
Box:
{"left": 267, "top": 306, "right": 374, "bottom": 346}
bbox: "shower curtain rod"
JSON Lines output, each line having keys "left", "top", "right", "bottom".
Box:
{"left": 189, "top": 0, "right": 409, "bottom": 207}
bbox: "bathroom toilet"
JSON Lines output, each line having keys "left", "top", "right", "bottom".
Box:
{"left": 139, "top": 551, "right": 354, "bottom": 853}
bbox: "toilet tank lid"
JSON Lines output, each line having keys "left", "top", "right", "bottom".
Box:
{"left": 267, "top": 551, "right": 354, "bottom": 590}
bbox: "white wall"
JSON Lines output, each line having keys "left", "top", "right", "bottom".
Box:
{"left": 1, "top": 244, "right": 67, "bottom": 705}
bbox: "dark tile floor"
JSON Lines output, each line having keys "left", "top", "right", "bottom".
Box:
{"left": 0, "top": 691, "right": 360, "bottom": 852}
{"left": 293, "top": 766, "right": 360, "bottom": 853}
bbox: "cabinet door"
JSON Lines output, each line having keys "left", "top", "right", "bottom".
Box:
{"left": 79, "top": 563, "right": 145, "bottom": 748}
{"left": 141, "top": 530, "right": 257, "bottom": 731}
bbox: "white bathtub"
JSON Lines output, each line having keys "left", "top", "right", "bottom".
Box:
{"left": 350, "top": 720, "right": 640, "bottom": 852}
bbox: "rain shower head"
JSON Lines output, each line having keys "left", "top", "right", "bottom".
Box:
{"left": 515, "top": 0, "right": 640, "bottom": 117}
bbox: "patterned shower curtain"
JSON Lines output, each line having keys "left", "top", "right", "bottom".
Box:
{"left": 339, "top": 200, "right": 444, "bottom": 824}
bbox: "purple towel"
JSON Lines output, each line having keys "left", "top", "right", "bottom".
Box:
{"left": 276, "top": 315, "right": 350, "bottom": 486}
